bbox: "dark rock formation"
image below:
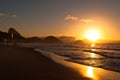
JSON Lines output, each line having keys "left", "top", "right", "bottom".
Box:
{"left": 58, "top": 36, "right": 75, "bottom": 43}
{"left": 0, "top": 28, "right": 63, "bottom": 44}
{"left": 74, "top": 40, "right": 84, "bottom": 44}
{"left": 26, "top": 37, "right": 43, "bottom": 43}
{"left": 44, "top": 36, "right": 62, "bottom": 43}
{"left": 7, "top": 28, "right": 25, "bottom": 43}
{"left": 8, "top": 28, "right": 25, "bottom": 40}
{"left": 0, "top": 31, "right": 7, "bottom": 42}
{"left": 0, "top": 28, "right": 25, "bottom": 43}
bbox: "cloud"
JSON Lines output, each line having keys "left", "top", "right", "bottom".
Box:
{"left": 64, "top": 14, "right": 94, "bottom": 23}
{"left": 79, "top": 19, "right": 94, "bottom": 23}
{"left": 64, "top": 15, "right": 78, "bottom": 21}
{"left": 0, "top": 12, "right": 16, "bottom": 18}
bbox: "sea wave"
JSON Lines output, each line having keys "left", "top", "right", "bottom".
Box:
{"left": 19, "top": 43, "right": 120, "bottom": 73}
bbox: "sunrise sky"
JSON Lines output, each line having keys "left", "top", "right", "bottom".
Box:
{"left": 0, "top": 0, "right": 120, "bottom": 40}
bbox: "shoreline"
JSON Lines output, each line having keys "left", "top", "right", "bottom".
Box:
{"left": 1, "top": 44, "right": 120, "bottom": 80}
{"left": 0, "top": 45, "right": 92, "bottom": 80}
{"left": 35, "top": 48, "right": 120, "bottom": 80}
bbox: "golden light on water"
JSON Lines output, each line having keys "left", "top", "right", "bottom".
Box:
{"left": 85, "top": 29, "right": 100, "bottom": 42}
{"left": 91, "top": 43, "right": 95, "bottom": 48}
{"left": 91, "top": 53, "right": 95, "bottom": 58}
{"left": 87, "top": 66, "right": 94, "bottom": 78}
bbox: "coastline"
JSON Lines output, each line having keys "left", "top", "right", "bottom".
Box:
{"left": 0, "top": 45, "right": 92, "bottom": 80}
{"left": 1, "top": 44, "right": 120, "bottom": 80}
{"left": 35, "top": 49, "right": 120, "bottom": 80}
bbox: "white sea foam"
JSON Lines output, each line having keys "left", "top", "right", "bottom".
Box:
{"left": 34, "top": 48, "right": 120, "bottom": 80}
{"left": 34, "top": 49, "right": 71, "bottom": 67}
{"left": 18, "top": 43, "right": 120, "bottom": 72}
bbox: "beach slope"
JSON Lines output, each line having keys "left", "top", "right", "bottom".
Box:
{"left": 0, "top": 45, "right": 92, "bottom": 80}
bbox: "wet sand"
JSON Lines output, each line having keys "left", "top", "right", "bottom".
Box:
{"left": 0, "top": 45, "right": 92, "bottom": 80}
{"left": 35, "top": 49, "right": 120, "bottom": 80}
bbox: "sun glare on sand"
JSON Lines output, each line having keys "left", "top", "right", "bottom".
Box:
{"left": 85, "top": 29, "right": 100, "bottom": 42}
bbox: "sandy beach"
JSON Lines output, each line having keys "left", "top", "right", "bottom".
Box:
{"left": 0, "top": 44, "right": 92, "bottom": 80}
{"left": 35, "top": 48, "right": 120, "bottom": 80}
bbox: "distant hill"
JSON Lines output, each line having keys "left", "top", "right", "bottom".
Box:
{"left": 0, "top": 31, "right": 7, "bottom": 42}
{"left": 44, "top": 36, "right": 62, "bottom": 43}
{"left": 0, "top": 28, "right": 62, "bottom": 44}
{"left": 7, "top": 28, "right": 25, "bottom": 43}
{"left": 58, "top": 36, "right": 75, "bottom": 43}
{"left": 74, "top": 40, "right": 84, "bottom": 44}
{"left": 26, "top": 36, "right": 62, "bottom": 43}
{"left": 26, "top": 37, "right": 43, "bottom": 43}
{"left": 0, "top": 28, "right": 25, "bottom": 43}
{"left": 8, "top": 28, "right": 25, "bottom": 40}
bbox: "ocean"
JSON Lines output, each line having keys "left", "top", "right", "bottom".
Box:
{"left": 19, "top": 43, "right": 120, "bottom": 73}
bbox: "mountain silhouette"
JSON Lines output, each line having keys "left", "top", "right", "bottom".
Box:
{"left": 0, "top": 31, "right": 7, "bottom": 42}
{"left": 26, "top": 37, "right": 43, "bottom": 43}
{"left": 8, "top": 28, "right": 25, "bottom": 40}
{"left": 0, "top": 28, "right": 62, "bottom": 43}
{"left": 44, "top": 36, "right": 62, "bottom": 43}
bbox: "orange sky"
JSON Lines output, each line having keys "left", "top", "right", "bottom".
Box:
{"left": 0, "top": 0, "right": 120, "bottom": 41}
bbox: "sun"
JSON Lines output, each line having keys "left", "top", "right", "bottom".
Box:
{"left": 85, "top": 29, "right": 100, "bottom": 42}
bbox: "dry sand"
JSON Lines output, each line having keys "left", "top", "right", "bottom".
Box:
{"left": 0, "top": 44, "right": 92, "bottom": 80}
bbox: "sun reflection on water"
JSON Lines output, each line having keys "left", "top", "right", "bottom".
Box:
{"left": 91, "top": 43, "right": 95, "bottom": 48}
{"left": 87, "top": 66, "right": 94, "bottom": 78}
{"left": 85, "top": 43, "right": 96, "bottom": 79}
{"left": 91, "top": 53, "right": 95, "bottom": 58}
